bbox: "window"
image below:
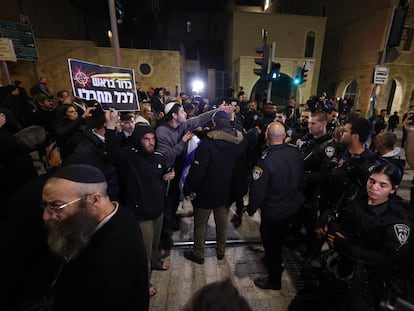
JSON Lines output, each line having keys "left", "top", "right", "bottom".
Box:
{"left": 186, "top": 21, "right": 192, "bottom": 33}
{"left": 400, "top": 27, "right": 413, "bottom": 51}
{"left": 344, "top": 80, "right": 359, "bottom": 109}
{"left": 139, "top": 63, "right": 152, "bottom": 76}
{"left": 305, "top": 31, "right": 315, "bottom": 58}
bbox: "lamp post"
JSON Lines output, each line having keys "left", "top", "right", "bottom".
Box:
{"left": 108, "top": 0, "right": 121, "bottom": 67}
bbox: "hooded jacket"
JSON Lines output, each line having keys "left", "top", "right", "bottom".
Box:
{"left": 183, "top": 127, "right": 248, "bottom": 209}
{"left": 105, "top": 126, "right": 168, "bottom": 221}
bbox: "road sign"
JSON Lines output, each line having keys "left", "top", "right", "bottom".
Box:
{"left": 373, "top": 66, "right": 389, "bottom": 84}
{"left": 0, "top": 20, "right": 38, "bottom": 61}
{"left": 0, "top": 38, "right": 16, "bottom": 62}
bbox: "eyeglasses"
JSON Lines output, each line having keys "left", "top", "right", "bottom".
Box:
{"left": 41, "top": 195, "right": 89, "bottom": 213}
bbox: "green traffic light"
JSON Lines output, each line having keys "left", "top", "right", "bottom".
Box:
{"left": 293, "top": 76, "right": 301, "bottom": 85}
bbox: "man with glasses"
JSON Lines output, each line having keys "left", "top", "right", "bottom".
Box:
{"left": 41, "top": 164, "right": 149, "bottom": 310}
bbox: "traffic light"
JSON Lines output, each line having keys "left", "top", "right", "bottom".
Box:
{"left": 301, "top": 64, "right": 308, "bottom": 84}
{"left": 293, "top": 66, "right": 302, "bottom": 85}
{"left": 270, "top": 62, "right": 281, "bottom": 80}
{"left": 292, "top": 64, "right": 308, "bottom": 85}
{"left": 253, "top": 45, "right": 269, "bottom": 79}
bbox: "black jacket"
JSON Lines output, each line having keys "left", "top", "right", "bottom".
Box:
{"left": 330, "top": 196, "right": 413, "bottom": 271}
{"left": 183, "top": 127, "right": 247, "bottom": 209}
{"left": 73, "top": 131, "right": 119, "bottom": 200}
{"left": 248, "top": 143, "right": 305, "bottom": 220}
{"left": 53, "top": 205, "right": 149, "bottom": 311}
{"left": 105, "top": 129, "right": 167, "bottom": 221}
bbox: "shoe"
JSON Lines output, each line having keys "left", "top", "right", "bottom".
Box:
{"left": 151, "top": 259, "right": 169, "bottom": 271}
{"left": 231, "top": 215, "right": 242, "bottom": 228}
{"left": 217, "top": 253, "right": 224, "bottom": 260}
{"left": 253, "top": 276, "right": 281, "bottom": 290}
{"left": 184, "top": 250, "right": 204, "bottom": 264}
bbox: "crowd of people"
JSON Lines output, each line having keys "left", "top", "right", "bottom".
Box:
{"left": 1, "top": 78, "right": 414, "bottom": 310}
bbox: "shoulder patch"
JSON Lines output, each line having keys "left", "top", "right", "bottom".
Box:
{"left": 324, "top": 146, "right": 335, "bottom": 158}
{"left": 394, "top": 224, "right": 410, "bottom": 246}
{"left": 252, "top": 166, "right": 264, "bottom": 181}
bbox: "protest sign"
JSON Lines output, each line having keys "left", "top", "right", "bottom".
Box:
{"left": 68, "top": 59, "right": 139, "bottom": 111}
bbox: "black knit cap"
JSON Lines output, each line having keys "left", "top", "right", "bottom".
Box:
{"left": 52, "top": 164, "right": 106, "bottom": 183}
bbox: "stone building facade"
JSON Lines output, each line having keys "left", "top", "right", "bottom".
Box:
{"left": 277, "top": 0, "right": 414, "bottom": 116}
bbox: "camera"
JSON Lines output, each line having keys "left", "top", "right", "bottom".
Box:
{"left": 85, "top": 99, "right": 104, "bottom": 116}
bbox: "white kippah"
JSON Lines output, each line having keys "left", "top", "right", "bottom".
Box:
{"left": 164, "top": 102, "right": 179, "bottom": 115}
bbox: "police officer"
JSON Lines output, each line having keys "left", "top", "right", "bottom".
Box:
{"left": 296, "top": 111, "right": 338, "bottom": 261}
{"left": 320, "top": 163, "right": 413, "bottom": 310}
{"left": 329, "top": 117, "right": 380, "bottom": 205}
{"left": 304, "top": 118, "right": 381, "bottom": 265}
{"left": 247, "top": 122, "right": 305, "bottom": 290}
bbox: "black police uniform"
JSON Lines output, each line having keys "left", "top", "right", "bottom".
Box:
{"left": 324, "top": 196, "right": 413, "bottom": 310}
{"left": 330, "top": 148, "right": 380, "bottom": 205}
{"left": 297, "top": 133, "right": 338, "bottom": 259}
{"left": 248, "top": 143, "right": 305, "bottom": 288}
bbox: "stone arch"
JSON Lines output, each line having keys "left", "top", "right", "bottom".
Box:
{"left": 383, "top": 77, "right": 405, "bottom": 114}
{"left": 337, "top": 80, "right": 359, "bottom": 109}
{"left": 250, "top": 73, "right": 300, "bottom": 109}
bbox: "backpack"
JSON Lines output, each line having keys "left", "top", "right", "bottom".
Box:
{"left": 45, "top": 141, "right": 62, "bottom": 168}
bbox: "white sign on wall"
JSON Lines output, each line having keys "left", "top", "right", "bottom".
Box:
{"left": 374, "top": 66, "right": 389, "bottom": 84}
{"left": 0, "top": 38, "right": 16, "bottom": 62}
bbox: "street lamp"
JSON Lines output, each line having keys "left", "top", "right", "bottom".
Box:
{"left": 192, "top": 80, "right": 204, "bottom": 94}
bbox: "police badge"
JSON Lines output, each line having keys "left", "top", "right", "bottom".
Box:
{"left": 325, "top": 146, "right": 335, "bottom": 158}
{"left": 394, "top": 224, "right": 410, "bottom": 246}
{"left": 252, "top": 166, "right": 264, "bottom": 180}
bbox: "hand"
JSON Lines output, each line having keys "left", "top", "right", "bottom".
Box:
{"left": 314, "top": 225, "right": 328, "bottom": 239}
{"left": 82, "top": 106, "right": 96, "bottom": 119}
{"left": 163, "top": 169, "right": 175, "bottom": 181}
{"left": 182, "top": 131, "right": 194, "bottom": 143}
{"left": 327, "top": 231, "right": 345, "bottom": 247}
{"left": 220, "top": 105, "right": 235, "bottom": 114}
{"left": 105, "top": 108, "right": 119, "bottom": 129}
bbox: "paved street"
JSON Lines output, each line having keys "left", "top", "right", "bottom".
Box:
{"left": 149, "top": 126, "right": 413, "bottom": 311}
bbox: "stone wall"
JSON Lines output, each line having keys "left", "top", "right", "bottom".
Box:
{"left": 4, "top": 38, "right": 185, "bottom": 97}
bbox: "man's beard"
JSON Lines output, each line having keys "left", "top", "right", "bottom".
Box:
{"left": 46, "top": 202, "right": 99, "bottom": 260}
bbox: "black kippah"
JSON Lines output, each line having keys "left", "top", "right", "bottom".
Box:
{"left": 52, "top": 164, "right": 106, "bottom": 183}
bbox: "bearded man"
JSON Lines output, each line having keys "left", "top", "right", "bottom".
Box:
{"left": 42, "top": 164, "right": 149, "bottom": 310}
